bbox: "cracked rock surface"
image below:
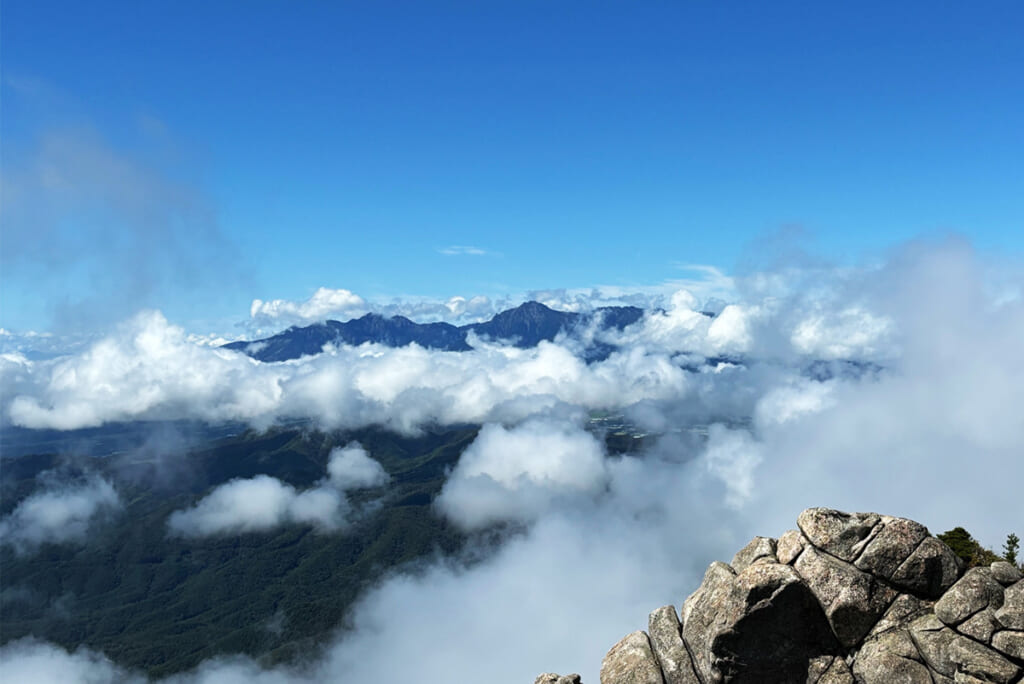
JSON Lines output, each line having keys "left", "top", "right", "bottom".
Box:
{"left": 537, "top": 508, "right": 1024, "bottom": 684}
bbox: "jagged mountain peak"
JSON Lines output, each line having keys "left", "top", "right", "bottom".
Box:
{"left": 223, "top": 302, "right": 644, "bottom": 363}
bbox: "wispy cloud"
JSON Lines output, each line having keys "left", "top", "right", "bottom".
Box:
{"left": 437, "top": 245, "right": 491, "bottom": 257}
{"left": 0, "top": 476, "right": 120, "bottom": 555}
{"left": 1, "top": 125, "right": 248, "bottom": 333}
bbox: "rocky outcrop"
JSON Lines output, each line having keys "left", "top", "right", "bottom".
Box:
{"left": 538, "top": 508, "right": 1024, "bottom": 684}
{"left": 535, "top": 675, "right": 582, "bottom": 684}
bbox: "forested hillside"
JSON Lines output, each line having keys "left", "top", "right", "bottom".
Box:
{"left": 1, "top": 425, "right": 482, "bottom": 676}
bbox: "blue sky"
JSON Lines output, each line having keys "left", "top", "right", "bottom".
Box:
{"left": 2, "top": 1, "right": 1022, "bottom": 333}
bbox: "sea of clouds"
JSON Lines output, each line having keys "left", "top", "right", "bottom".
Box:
{"left": 2, "top": 238, "right": 1023, "bottom": 683}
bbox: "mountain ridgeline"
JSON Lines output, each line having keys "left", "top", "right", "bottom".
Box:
{"left": 224, "top": 301, "right": 648, "bottom": 363}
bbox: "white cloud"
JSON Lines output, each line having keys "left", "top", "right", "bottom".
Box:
{"left": 754, "top": 379, "right": 836, "bottom": 427}
{"left": 3, "top": 238, "right": 1024, "bottom": 684}
{"left": 701, "top": 425, "right": 762, "bottom": 508}
{"left": 2, "top": 127, "right": 243, "bottom": 332}
{"left": 287, "top": 487, "right": 347, "bottom": 528}
{"left": 0, "top": 329, "right": 95, "bottom": 360}
{"left": 250, "top": 288, "right": 368, "bottom": 325}
{"left": 0, "top": 476, "right": 120, "bottom": 554}
{"left": 167, "top": 475, "right": 345, "bottom": 537}
{"left": 327, "top": 443, "right": 390, "bottom": 490}
{"left": 0, "top": 639, "right": 142, "bottom": 684}
{"left": 186, "top": 332, "right": 235, "bottom": 348}
{"left": 4, "top": 314, "right": 697, "bottom": 433}
{"left": 167, "top": 444, "right": 389, "bottom": 537}
{"left": 436, "top": 420, "right": 609, "bottom": 530}
{"left": 6, "top": 311, "right": 286, "bottom": 430}
{"left": 437, "top": 245, "right": 490, "bottom": 256}
{"left": 435, "top": 295, "right": 496, "bottom": 320}
{"left": 789, "top": 306, "right": 893, "bottom": 359}
{"left": 600, "top": 290, "right": 756, "bottom": 357}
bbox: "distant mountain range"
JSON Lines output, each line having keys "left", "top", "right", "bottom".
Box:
{"left": 223, "top": 301, "right": 647, "bottom": 363}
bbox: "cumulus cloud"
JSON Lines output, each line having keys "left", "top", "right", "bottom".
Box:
{"left": 327, "top": 443, "right": 390, "bottom": 490}
{"left": 0, "top": 476, "right": 120, "bottom": 554}
{"left": 168, "top": 442, "right": 389, "bottom": 537}
{"left": 4, "top": 313, "right": 696, "bottom": 433}
{"left": 6, "top": 311, "right": 285, "bottom": 430}
{"left": 167, "top": 476, "right": 346, "bottom": 537}
{"left": 249, "top": 288, "right": 368, "bottom": 327}
{"left": 436, "top": 419, "right": 609, "bottom": 530}
{"left": 593, "top": 289, "right": 752, "bottom": 358}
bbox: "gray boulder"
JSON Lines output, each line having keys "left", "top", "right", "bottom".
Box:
{"left": 776, "top": 528, "right": 807, "bottom": 565}
{"left": 992, "top": 561, "right": 1024, "bottom": 586}
{"left": 536, "top": 675, "right": 582, "bottom": 684}
{"left": 797, "top": 508, "right": 880, "bottom": 562}
{"left": 853, "top": 516, "right": 929, "bottom": 580}
{"left": 852, "top": 628, "right": 931, "bottom": 684}
{"left": 646, "top": 606, "right": 699, "bottom": 684}
{"left": 909, "top": 614, "right": 1020, "bottom": 683}
{"left": 730, "top": 536, "right": 777, "bottom": 573}
{"left": 935, "top": 567, "right": 1005, "bottom": 626}
{"left": 995, "top": 579, "right": 1024, "bottom": 630}
{"left": 948, "top": 637, "right": 1020, "bottom": 683}
{"left": 681, "top": 561, "right": 840, "bottom": 683}
{"left": 867, "top": 593, "right": 932, "bottom": 638}
{"left": 957, "top": 608, "right": 1001, "bottom": 643}
{"left": 795, "top": 544, "right": 898, "bottom": 648}
{"left": 679, "top": 561, "right": 735, "bottom": 680}
{"left": 600, "top": 631, "right": 664, "bottom": 684}
{"left": 992, "top": 629, "right": 1024, "bottom": 660}
{"left": 813, "top": 656, "right": 854, "bottom": 684}
{"left": 889, "top": 536, "right": 963, "bottom": 598}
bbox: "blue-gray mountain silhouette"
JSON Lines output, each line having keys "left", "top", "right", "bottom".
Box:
{"left": 223, "top": 301, "right": 645, "bottom": 362}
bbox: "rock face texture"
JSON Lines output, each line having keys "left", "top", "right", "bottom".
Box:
{"left": 539, "top": 508, "right": 1024, "bottom": 684}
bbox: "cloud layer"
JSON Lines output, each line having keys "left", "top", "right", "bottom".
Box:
{"left": 3, "top": 238, "right": 1024, "bottom": 683}
{"left": 237, "top": 265, "right": 736, "bottom": 332}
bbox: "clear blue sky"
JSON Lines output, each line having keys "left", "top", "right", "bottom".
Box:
{"left": 2, "top": 1, "right": 1022, "bottom": 332}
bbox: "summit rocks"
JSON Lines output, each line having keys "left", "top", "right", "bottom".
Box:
{"left": 538, "top": 508, "right": 1024, "bottom": 684}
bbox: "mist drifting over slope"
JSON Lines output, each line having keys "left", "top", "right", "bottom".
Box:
{"left": 2, "top": 238, "right": 1023, "bottom": 683}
